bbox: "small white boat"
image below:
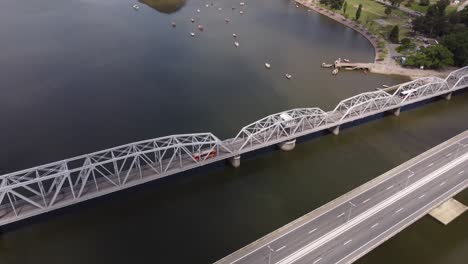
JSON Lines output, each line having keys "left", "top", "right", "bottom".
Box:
{"left": 197, "top": 9, "right": 201, "bottom": 13}
{"left": 234, "top": 41, "right": 239, "bottom": 47}
{"left": 265, "top": 63, "right": 271, "bottom": 69}
{"left": 240, "top": 10, "right": 244, "bottom": 14}
{"left": 296, "top": 5, "right": 299, "bottom": 8}
{"left": 343, "top": 59, "right": 350, "bottom": 62}
{"left": 190, "top": 32, "right": 195, "bottom": 37}
{"left": 218, "top": 7, "right": 222, "bottom": 11}
{"left": 198, "top": 25, "right": 204, "bottom": 31}
{"left": 240, "top": 2, "right": 245, "bottom": 6}
{"left": 225, "top": 18, "right": 230, "bottom": 23}
{"left": 191, "top": 18, "right": 195, "bottom": 23}
{"left": 332, "top": 69, "right": 339, "bottom": 75}
{"left": 233, "top": 33, "right": 237, "bottom": 38}
{"left": 171, "top": 22, "right": 176, "bottom": 27}
{"left": 205, "top": 4, "right": 209, "bottom": 7}
{"left": 285, "top": 74, "right": 292, "bottom": 79}
{"left": 133, "top": 4, "right": 139, "bottom": 10}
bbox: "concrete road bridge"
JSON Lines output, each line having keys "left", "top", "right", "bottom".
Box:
{"left": 0, "top": 66, "right": 467, "bottom": 227}
{"left": 216, "top": 130, "right": 468, "bottom": 264}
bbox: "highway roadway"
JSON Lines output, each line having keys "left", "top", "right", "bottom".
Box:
{"left": 218, "top": 133, "right": 468, "bottom": 264}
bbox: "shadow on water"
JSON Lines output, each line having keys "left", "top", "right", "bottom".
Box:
{"left": 139, "top": 0, "right": 187, "bottom": 14}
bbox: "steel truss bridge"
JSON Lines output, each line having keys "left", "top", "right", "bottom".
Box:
{"left": 1, "top": 67, "right": 467, "bottom": 226}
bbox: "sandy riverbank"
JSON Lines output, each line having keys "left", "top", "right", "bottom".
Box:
{"left": 296, "top": 0, "right": 453, "bottom": 80}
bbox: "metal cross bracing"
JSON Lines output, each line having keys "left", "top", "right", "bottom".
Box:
{"left": 230, "top": 108, "right": 328, "bottom": 152}
{"left": 446, "top": 66, "right": 468, "bottom": 90}
{"left": 0, "top": 67, "right": 467, "bottom": 226}
{"left": 0, "top": 133, "right": 232, "bottom": 225}
{"left": 327, "top": 90, "right": 399, "bottom": 123}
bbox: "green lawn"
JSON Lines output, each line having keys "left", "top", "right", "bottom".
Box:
{"left": 341, "top": 0, "right": 411, "bottom": 38}
{"left": 403, "top": 0, "right": 459, "bottom": 14}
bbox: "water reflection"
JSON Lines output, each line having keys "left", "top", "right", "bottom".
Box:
{"left": 139, "top": 0, "right": 187, "bottom": 14}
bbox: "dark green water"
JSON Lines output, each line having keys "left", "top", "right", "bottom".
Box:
{"left": 0, "top": 0, "right": 466, "bottom": 263}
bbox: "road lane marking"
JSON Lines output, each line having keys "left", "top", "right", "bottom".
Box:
{"left": 313, "top": 257, "right": 322, "bottom": 264}
{"left": 276, "top": 246, "right": 286, "bottom": 252}
{"left": 276, "top": 151, "right": 468, "bottom": 264}
{"left": 440, "top": 181, "right": 446, "bottom": 186}
{"left": 362, "top": 198, "right": 370, "bottom": 204}
{"left": 227, "top": 138, "right": 468, "bottom": 264}
{"left": 343, "top": 239, "right": 352, "bottom": 246}
{"left": 418, "top": 194, "right": 426, "bottom": 199}
{"left": 371, "top": 223, "right": 379, "bottom": 229}
{"left": 428, "top": 163, "right": 434, "bottom": 167}
{"left": 386, "top": 185, "right": 394, "bottom": 190}
{"left": 337, "top": 213, "right": 345, "bottom": 218}
{"left": 333, "top": 178, "right": 468, "bottom": 264}
{"left": 395, "top": 208, "right": 404, "bottom": 214}
{"left": 308, "top": 228, "right": 317, "bottom": 234}
{"left": 459, "top": 170, "right": 465, "bottom": 175}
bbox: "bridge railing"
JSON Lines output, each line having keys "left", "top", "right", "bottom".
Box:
{"left": 0, "top": 133, "right": 231, "bottom": 220}
{"left": 1, "top": 67, "right": 467, "bottom": 224}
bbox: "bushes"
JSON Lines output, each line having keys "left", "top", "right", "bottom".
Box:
{"left": 405, "top": 45, "right": 454, "bottom": 69}
{"left": 389, "top": 25, "right": 400, "bottom": 43}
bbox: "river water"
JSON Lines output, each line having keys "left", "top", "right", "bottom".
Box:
{"left": 0, "top": 0, "right": 466, "bottom": 263}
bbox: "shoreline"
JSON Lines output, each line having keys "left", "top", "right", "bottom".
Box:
{"left": 295, "top": 0, "right": 453, "bottom": 80}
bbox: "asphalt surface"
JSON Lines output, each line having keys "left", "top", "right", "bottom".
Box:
{"left": 223, "top": 135, "right": 468, "bottom": 264}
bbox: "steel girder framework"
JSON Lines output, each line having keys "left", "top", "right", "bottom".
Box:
{"left": 0, "top": 133, "right": 231, "bottom": 223}
{"left": 1, "top": 67, "right": 468, "bottom": 226}
{"left": 445, "top": 66, "right": 468, "bottom": 90}
{"left": 231, "top": 108, "right": 328, "bottom": 151}
{"left": 328, "top": 90, "right": 398, "bottom": 123}
{"left": 392, "top": 77, "right": 450, "bottom": 105}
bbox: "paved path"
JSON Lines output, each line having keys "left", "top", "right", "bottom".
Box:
{"left": 216, "top": 131, "right": 468, "bottom": 264}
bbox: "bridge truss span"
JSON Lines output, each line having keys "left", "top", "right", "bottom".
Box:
{"left": 1, "top": 67, "right": 467, "bottom": 226}
{"left": 446, "top": 66, "right": 468, "bottom": 91}
{"left": 328, "top": 90, "right": 398, "bottom": 123}
{"left": 230, "top": 108, "right": 328, "bottom": 152}
{"left": 0, "top": 133, "right": 232, "bottom": 225}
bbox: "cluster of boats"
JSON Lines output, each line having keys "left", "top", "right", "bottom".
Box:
{"left": 133, "top": 1, "right": 293, "bottom": 80}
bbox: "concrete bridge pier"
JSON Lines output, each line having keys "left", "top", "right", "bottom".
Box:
{"left": 277, "top": 139, "right": 296, "bottom": 151}
{"left": 329, "top": 126, "right": 340, "bottom": 135}
{"left": 228, "top": 155, "right": 241, "bottom": 168}
{"left": 442, "top": 92, "right": 452, "bottom": 100}
{"left": 392, "top": 107, "right": 401, "bottom": 116}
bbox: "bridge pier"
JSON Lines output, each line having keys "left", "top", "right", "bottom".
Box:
{"left": 442, "top": 92, "right": 452, "bottom": 101}
{"left": 277, "top": 139, "right": 296, "bottom": 151}
{"left": 329, "top": 126, "right": 340, "bottom": 136}
{"left": 392, "top": 107, "right": 401, "bottom": 117}
{"left": 228, "top": 155, "right": 241, "bottom": 168}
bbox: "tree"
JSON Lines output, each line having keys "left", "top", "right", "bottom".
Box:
{"left": 419, "top": 0, "right": 429, "bottom": 6}
{"left": 389, "top": 0, "right": 404, "bottom": 7}
{"left": 385, "top": 6, "right": 393, "bottom": 16}
{"left": 442, "top": 29, "right": 468, "bottom": 67}
{"left": 343, "top": 1, "right": 347, "bottom": 14}
{"left": 389, "top": 25, "right": 400, "bottom": 43}
{"left": 356, "top": 4, "right": 362, "bottom": 20}
{"left": 405, "top": 45, "right": 454, "bottom": 69}
{"left": 405, "top": 0, "right": 415, "bottom": 7}
{"left": 413, "top": 0, "right": 450, "bottom": 36}
{"left": 330, "top": 0, "right": 345, "bottom": 10}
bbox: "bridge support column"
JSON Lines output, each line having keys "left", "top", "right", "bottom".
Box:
{"left": 228, "top": 155, "right": 241, "bottom": 168}
{"left": 393, "top": 107, "right": 401, "bottom": 116}
{"left": 329, "top": 126, "right": 340, "bottom": 136}
{"left": 277, "top": 139, "right": 296, "bottom": 151}
{"left": 442, "top": 92, "right": 452, "bottom": 101}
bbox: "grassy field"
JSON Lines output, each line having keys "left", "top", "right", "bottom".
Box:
{"left": 335, "top": 0, "right": 411, "bottom": 39}
{"left": 403, "top": 0, "right": 459, "bottom": 14}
